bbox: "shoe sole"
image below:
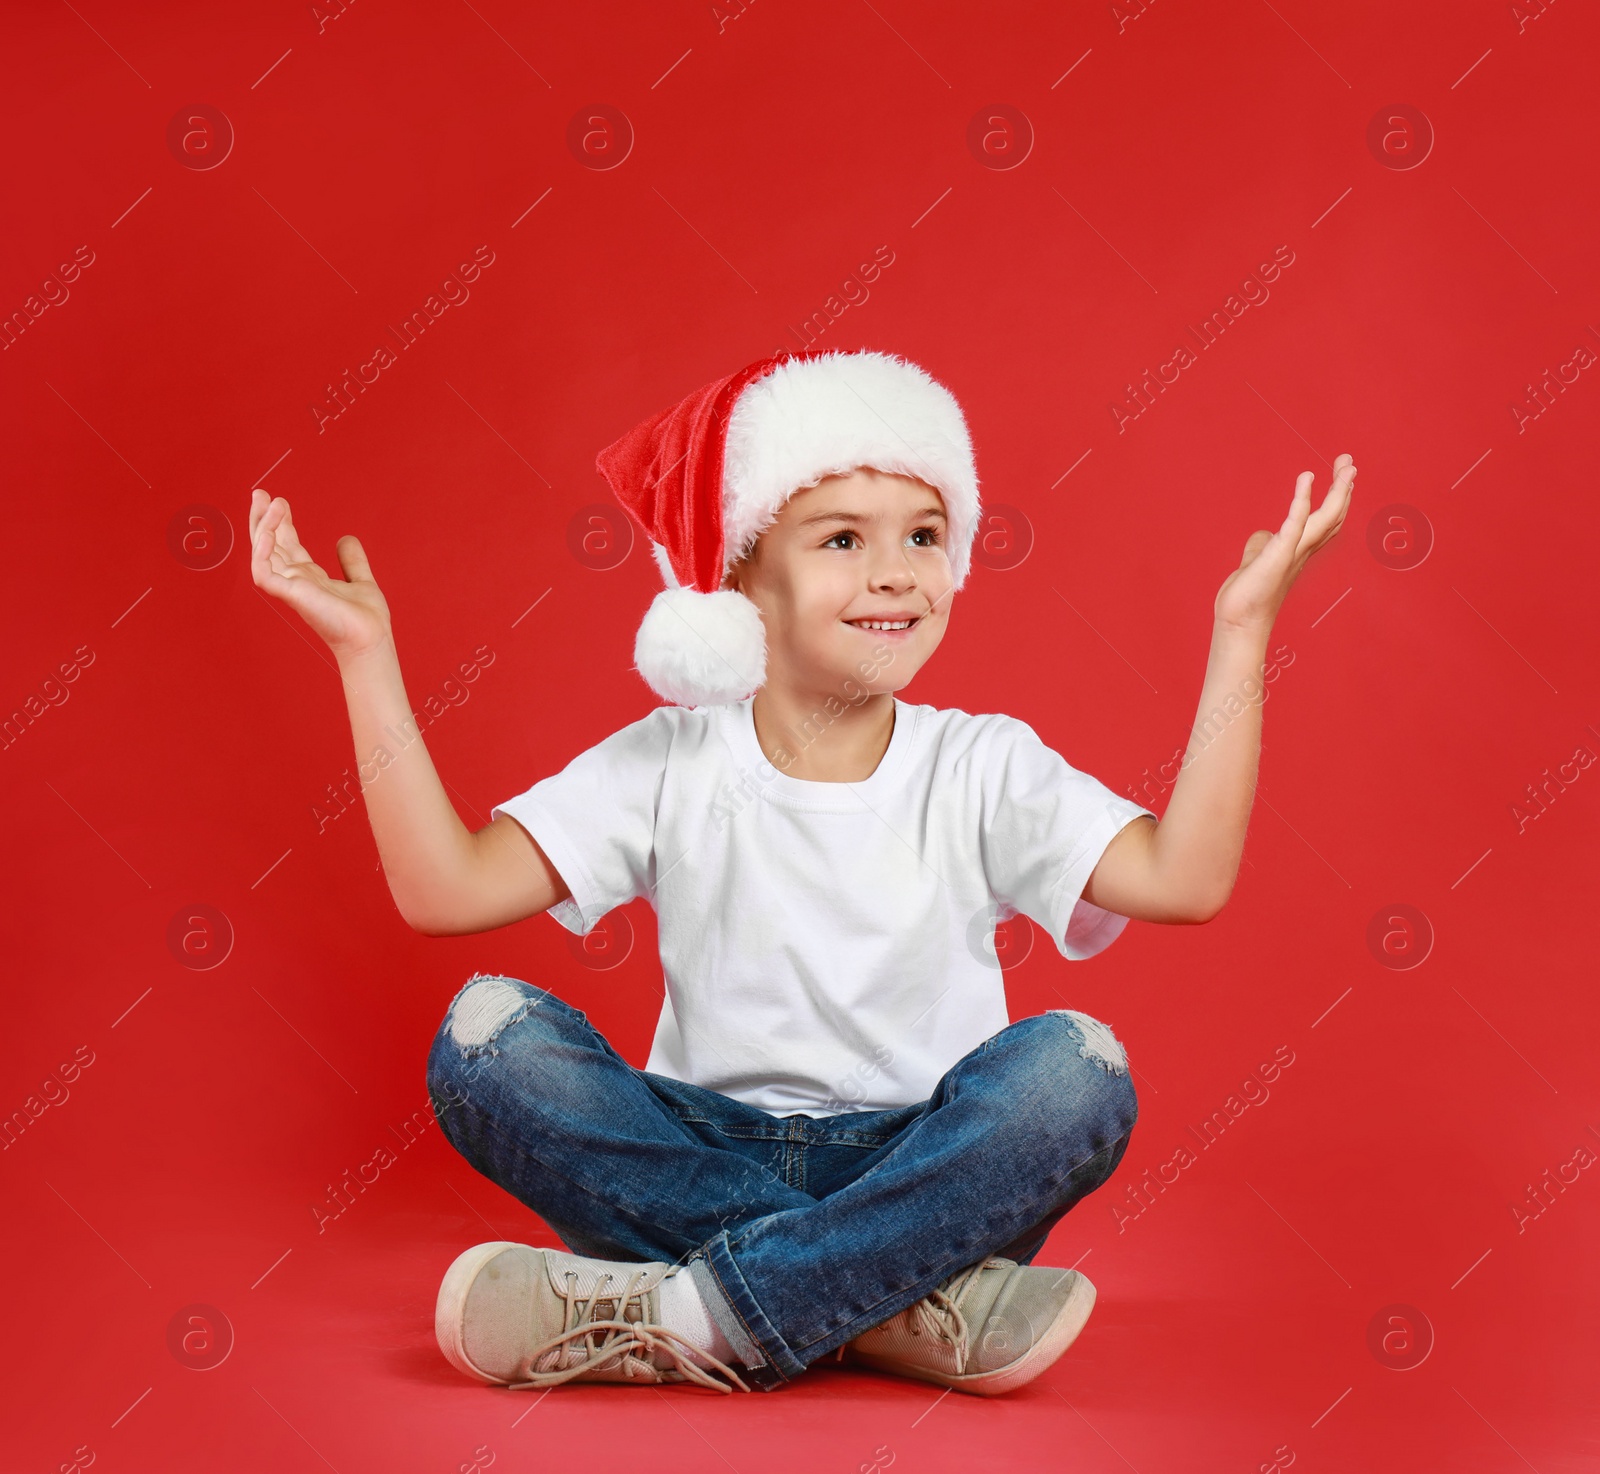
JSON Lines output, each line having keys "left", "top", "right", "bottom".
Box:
{"left": 847, "top": 1271, "right": 1098, "bottom": 1396}
{"left": 435, "top": 1240, "right": 529, "bottom": 1385}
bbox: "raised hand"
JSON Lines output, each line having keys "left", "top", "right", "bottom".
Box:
{"left": 1214, "top": 453, "right": 1356, "bottom": 636}
{"left": 249, "top": 490, "right": 392, "bottom": 659}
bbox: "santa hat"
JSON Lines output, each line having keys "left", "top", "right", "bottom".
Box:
{"left": 594, "top": 348, "right": 981, "bottom": 707}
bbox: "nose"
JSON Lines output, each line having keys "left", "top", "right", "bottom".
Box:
{"left": 868, "top": 546, "right": 917, "bottom": 594}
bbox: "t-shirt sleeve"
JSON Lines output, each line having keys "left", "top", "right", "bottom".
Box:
{"left": 978, "top": 717, "right": 1157, "bottom": 962}
{"left": 490, "top": 709, "right": 675, "bottom": 936}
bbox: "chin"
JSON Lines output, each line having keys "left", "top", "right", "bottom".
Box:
{"left": 834, "top": 642, "right": 932, "bottom": 697}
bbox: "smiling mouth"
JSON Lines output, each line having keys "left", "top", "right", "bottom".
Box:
{"left": 846, "top": 617, "right": 920, "bottom": 632}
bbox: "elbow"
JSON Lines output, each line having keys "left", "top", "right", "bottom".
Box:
{"left": 401, "top": 906, "right": 446, "bottom": 937}
{"left": 396, "top": 894, "right": 460, "bottom": 937}
{"left": 409, "top": 908, "right": 477, "bottom": 938}
{"left": 1184, "top": 885, "right": 1233, "bottom": 925}
{"left": 388, "top": 867, "right": 474, "bottom": 935}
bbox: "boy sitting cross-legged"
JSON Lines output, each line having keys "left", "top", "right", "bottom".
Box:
{"left": 250, "top": 347, "right": 1354, "bottom": 1394}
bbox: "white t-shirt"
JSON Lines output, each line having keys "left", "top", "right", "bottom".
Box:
{"left": 492, "top": 698, "right": 1155, "bottom": 1117}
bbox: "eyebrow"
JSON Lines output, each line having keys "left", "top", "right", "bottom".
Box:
{"left": 796, "top": 505, "right": 948, "bottom": 527}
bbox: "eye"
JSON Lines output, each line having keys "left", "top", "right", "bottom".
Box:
{"left": 906, "top": 526, "right": 943, "bottom": 548}
{"left": 822, "top": 531, "right": 860, "bottom": 550}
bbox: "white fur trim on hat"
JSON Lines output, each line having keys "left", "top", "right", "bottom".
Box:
{"left": 721, "top": 349, "right": 981, "bottom": 587}
{"left": 634, "top": 586, "right": 767, "bottom": 708}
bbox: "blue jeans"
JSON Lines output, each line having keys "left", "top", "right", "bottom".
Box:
{"left": 425, "top": 973, "right": 1137, "bottom": 1392}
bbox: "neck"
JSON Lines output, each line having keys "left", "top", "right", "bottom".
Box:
{"left": 751, "top": 680, "right": 896, "bottom": 782}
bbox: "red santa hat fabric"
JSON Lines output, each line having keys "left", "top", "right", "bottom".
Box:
{"left": 595, "top": 347, "right": 980, "bottom": 707}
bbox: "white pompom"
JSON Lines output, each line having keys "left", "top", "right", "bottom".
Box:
{"left": 633, "top": 587, "right": 767, "bottom": 707}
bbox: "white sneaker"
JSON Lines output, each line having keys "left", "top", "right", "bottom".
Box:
{"left": 836, "top": 1257, "right": 1097, "bottom": 1395}
{"left": 435, "top": 1242, "right": 750, "bottom": 1392}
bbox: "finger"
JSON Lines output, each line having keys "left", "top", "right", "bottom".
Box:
{"left": 1251, "top": 473, "right": 1313, "bottom": 566}
{"left": 252, "top": 543, "right": 298, "bottom": 596}
{"left": 253, "top": 522, "right": 302, "bottom": 587}
{"left": 265, "top": 497, "right": 316, "bottom": 567}
{"left": 254, "top": 528, "right": 332, "bottom": 598}
{"left": 257, "top": 496, "right": 287, "bottom": 556}
{"left": 1240, "top": 529, "right": 1274, "bottom": 567}
{"left": 1281, "top": 471, "right": 1314, "bottom": 530}
{"left": 254, "top": 496, "right": 292, "bottom": 560}
{"left": 336, "top": 534, "right": 373, "bottom": 584}
{"left": 252, "top": 521, "right": 298, "bottom": 591}
{"left": 252, "top": 510, "right": 328, "bottom": 585}
{"left": 253, "top": 554, "right": 327, "bottom": 615}
{"left": 252, "top": 492, "right": 294, "bottom": 556}
{"left": 249, "top": 488, "right": 267, "bottom": 544}
{"left": 1297, "top": 459, "right": 1357, "bottom": 553}
{"left": 250, "top": 510, "right": 280, "bottom": 574}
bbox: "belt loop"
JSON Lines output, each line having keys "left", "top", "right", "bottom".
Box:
{"left": 785, "top": 1113, "right": 806, "bottom": 1191}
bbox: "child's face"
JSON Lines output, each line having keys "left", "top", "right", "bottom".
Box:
{"left": 728, "top": 468, "right": 955, "bottom": 699}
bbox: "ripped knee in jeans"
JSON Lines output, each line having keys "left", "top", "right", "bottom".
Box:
{"left": 1047, "top": 1008, "right": 1129, "bottom": 1077}
{"left": 446, "top": 975, "right": 539, "bottom": 1059}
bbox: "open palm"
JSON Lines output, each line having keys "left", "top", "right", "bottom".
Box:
{"left": 249, "top": 490, "right": 391, "bottom": 658}
{"left": 1214, "top": 453, "right": 1356, "bottom": 634}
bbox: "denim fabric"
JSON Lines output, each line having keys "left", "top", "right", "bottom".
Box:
{"left": 425, "top": 973, "right": 1137, "bottom": 1392}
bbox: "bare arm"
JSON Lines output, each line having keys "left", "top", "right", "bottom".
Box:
{"left": 1082, "top": 621, "right": 1270, "bottom": 925}
{"left": 329, "top": 643, "right": 569, "bottom": 934}
{"left": 1082, "top": 454, "right": 1356, "bottom": 925}
{"left": 249, "top": 492, "right": 568, "bottom": 935}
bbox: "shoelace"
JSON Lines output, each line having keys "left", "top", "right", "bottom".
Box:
{"left": 834, "top": 1256, "right": 1009, "bottom": 1372}
{"left": 507, "top": 1266, "right": 750, "bottom": 1394}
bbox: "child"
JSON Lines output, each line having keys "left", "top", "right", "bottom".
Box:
{"left": 250, "top": 347, "right": 1353, "bottom": 1397}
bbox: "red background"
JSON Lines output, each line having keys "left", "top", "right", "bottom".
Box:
{"left": 3, "top": 1, "right": 1597, "bottom": 1469}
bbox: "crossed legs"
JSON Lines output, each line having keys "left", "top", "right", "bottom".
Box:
{"left": 426, "top": 975, "right": 1136, "bottom": 1389}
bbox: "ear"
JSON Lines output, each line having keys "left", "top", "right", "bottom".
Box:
{"left": 722, "top": 547, "right": 753, "bottom": 595}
